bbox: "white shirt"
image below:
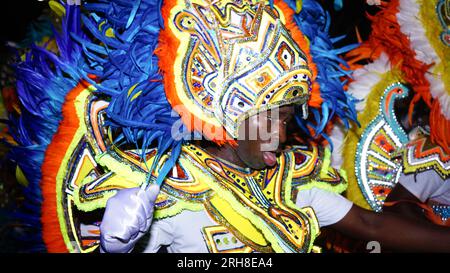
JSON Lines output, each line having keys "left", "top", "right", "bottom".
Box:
{"left": 399, "top": 170, "right": 450, "bottom": 204}
{"left": 137, "top": 188, "right": 353, "bottom": 253}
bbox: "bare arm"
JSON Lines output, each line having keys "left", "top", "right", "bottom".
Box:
{"left": 383, "top": 183, "right": 430, "bottom": 224}
{"left": 330, "top": 204, "right": 450, "bottom": 252}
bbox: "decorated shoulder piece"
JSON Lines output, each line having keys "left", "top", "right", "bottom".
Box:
{"left": 338, "top": 0, "right": 450, "bottom": 211}
{"left": 401, "top": 136, "right": 450, "bottom": 180}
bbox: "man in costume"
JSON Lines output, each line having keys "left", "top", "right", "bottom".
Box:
{"left": 95, "top": 0, "right": 450, "bottom": 253}
{"left": 383, "top": 94, "right": 449, "bottom": 227}
{"left": 3, "top": 0, "right": 450, "bottom": 253}
{"left": 381, "top": 0, "right": 450, "bottom": 224}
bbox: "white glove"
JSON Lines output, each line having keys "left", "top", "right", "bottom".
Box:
{"left": 100, "top": 184, "right": 160, "bottom": 253}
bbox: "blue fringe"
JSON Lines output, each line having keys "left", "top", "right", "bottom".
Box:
{"left": 78, "top": 0, "right": 185, "bottom": 187}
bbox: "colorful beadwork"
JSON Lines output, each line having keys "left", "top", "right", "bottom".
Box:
{"left": 354, "top": 83, "right": 410, "bottom": 211}
{"left": 432, "top": 204, "right": 450, "bottom": 222}
{"left": 402, "top": 136, "right": 450, "bottom": 180}
{"left": 4, "top": 0, "right": 359, "bottom": 253}
{"left": 54, "top": 92, "right": 348, "bottom": 253}
{"left": 162, "top": 0, "right": 312, "bottom": 139}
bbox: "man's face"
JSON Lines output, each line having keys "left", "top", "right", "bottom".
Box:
{"left": 235, "top": 105, "right": 295, "bottom": 170}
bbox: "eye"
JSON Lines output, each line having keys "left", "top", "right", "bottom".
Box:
{"left": 280, "top": 114, "right": 293, "bottom": 125}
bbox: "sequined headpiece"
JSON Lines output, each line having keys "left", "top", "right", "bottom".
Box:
{"left": 159, "top": 0, "right": 314, "bottom": 142}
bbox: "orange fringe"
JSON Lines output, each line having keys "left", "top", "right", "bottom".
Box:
{"left": 345, "top": 0, "right": 450, "bottom": 154}
{"left": 156, "top": 0, "right": 235, "bottom": 146}
{"left": 41, "top": 79, "right": 91, "bottom": 253}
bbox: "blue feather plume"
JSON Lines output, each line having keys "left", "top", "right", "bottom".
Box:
{"left": 78, "top": 0, "right": 186, "bottom": 187}
{"left": 283, "top": 0, "right": 359, "bottom": 147}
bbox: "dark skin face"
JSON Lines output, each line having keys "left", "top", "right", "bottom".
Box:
{"left": 203, "top": 105, "right": 295, "bottom": 170}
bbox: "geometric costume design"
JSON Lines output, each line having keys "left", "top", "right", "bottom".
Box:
{"left": 350, "top": 82, "right": 410, "bottom": 211}
{"left": 335, "top": 0, "right": 450, "bottom": 217}
{"left": 161, "top": 0, "right": 313, "bottom": 141}
{"left": 4, "top": 0, "right": 357, "bottom": 252}
{"left": 401, "top": 136, "right": 450, "bottom": 180}
{"left": 398, "top": 135, "right": 450, "bottom": 226}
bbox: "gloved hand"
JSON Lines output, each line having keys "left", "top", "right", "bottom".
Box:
{"left": 100, "top": 184, "right": 160, "bottom": 253}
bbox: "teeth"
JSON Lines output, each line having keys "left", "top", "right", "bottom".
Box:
{"left": 302, "top": 103, "right": 309, "bottom": 120}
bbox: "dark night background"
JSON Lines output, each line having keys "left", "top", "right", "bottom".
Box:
{"left": 0, "top": 0, "right": 376, "bottom": 59}
{"left": 0, "top": 1, "right": 49, "bottom": 60}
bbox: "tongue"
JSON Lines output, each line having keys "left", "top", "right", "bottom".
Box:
{"left": 263, "top": 151, "right": 277, "bottom": 167}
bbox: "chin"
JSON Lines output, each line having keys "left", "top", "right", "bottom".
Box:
{"left": 251, "top": 165, "right": 265, "bottom": 171}
{"left": 249, "top": 160, "right": 267, "bottom": 170}
{"left": 240, "top": 160, "right": 261, "bottom": 170}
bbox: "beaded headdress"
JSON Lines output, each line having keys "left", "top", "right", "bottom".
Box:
{"left": 159, "top": 0, "right": 314, "bottom": 141}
